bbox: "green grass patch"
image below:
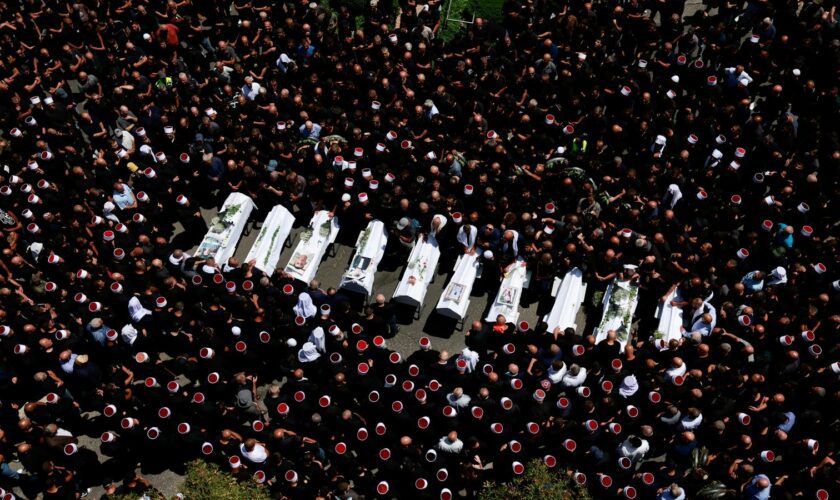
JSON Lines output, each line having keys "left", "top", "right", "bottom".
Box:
{"left": 440, "top": 0, "right": 504, "bottom": 41}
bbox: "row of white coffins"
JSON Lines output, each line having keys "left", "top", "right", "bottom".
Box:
{"left": 194, "top": 194, "right": 687, "bottom": 346}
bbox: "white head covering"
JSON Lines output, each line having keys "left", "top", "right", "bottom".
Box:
{"left": 767, "top": 266, "right": 787, "bottom": 286}
{"left": 121, "top": 324, "right": 139, "bottom": 345}
{"left": 619, "top": 375, "right": 639, "bottom": 397}
{"left": 665, "top": 184, "right": 683, "bottom": 209}
{"left": 459, "top": 347, "right": 479, "bottom": 372}
{"left": 293, "top": 292, "right": 318, "bottom": 318}
{"left": 456, "top": 225, "right": 477, "bottom": 251}
{"left": 429, "top": 214, "right": 448, "bottom": 239}
{"left": 308, "top": 327, "right": 326, "bottom": 353}
{"left": 297, "top": 342, "right": 321, "bottom": 362}
{"left": 128, "top": 296, "right": 152, "bottom": 322}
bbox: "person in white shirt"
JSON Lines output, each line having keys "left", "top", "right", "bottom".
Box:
{"left": 617, "top": 435, "right": 650, "bottom": 463}
{"left": 547, "top": 360, "right": 567, "bottom": 384}
{"left": 561, "top": 364, "right": 587, "bottom": 388}
{"left": 240, "top": 438, "right": 268, "bottom": 464}
{"left": 657, "top": 483, "right": 687, "bottom": 500}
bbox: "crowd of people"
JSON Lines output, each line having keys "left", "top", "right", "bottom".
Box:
{"left": 0, "top": 0, "right": 838, "bottom": 498}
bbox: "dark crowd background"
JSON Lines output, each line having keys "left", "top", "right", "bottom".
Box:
{"left": 0, "top": 0, "right": 838, "bottom": 498}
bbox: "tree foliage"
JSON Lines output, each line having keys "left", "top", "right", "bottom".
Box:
{"left": 479, "top": 460, "right": 592, "bottom": 500}
{"left": 180, "top": 459, "right": 271, "bottom": 500}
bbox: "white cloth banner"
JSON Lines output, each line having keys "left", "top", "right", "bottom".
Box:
{"left": 544, "top": 267, "right": 587, "bottom": 333}
{"left": 653, "top": 288, "right": 684, "bottom": 349}
{"left": 436, "top": 253, "right": 480, "bottom": 320}
{"left": 339, "top": 220, "right": 389, "bottom": 296}
{"left": 485, "top": 260, "right": 528, "bottom": 323}
{"left": 393, "top": 236, "right": 441, "bottom": 308}
{"left": 194, "top": 193, "right": 256, "bottom": 266}
{"left": 283, "top": 210, "right": 340, "bottom": 284}
{"left": 594, "top": 279, "right": 640, "bottom": 350}
{"left": 244, "top": 205, "right": 296, "bottom": 274}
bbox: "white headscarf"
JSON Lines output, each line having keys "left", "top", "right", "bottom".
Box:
{"left": 459, "top": 347, "right": 479, "bottom": 372}
{"left": 429, "top": 214, "right": 448, "bottom": 241}
{"left": 128, "top": 296, "right": 152, "bottom": 322}
{"left": 121, "top": 324, "right": 139, "bottom": 345}
{"left": 619, "top": 375, "right": 639, "bottom": 397}
{"left": 456, "top": 225, "right": 477, "bottom": 251}
{"left": 293, "top": 292, "right": 317, "bottom": 318}
{"left": 308, "top": 327, "right": 326, "bottom": 353}
{"left": 297, "top": 342, "right": 321, "bottom": 362}
{"left": 665, "top": 184, "right": 683, "bottom": 209}
{"left": 767, "top": 266, "right": 787, "bottom": 286}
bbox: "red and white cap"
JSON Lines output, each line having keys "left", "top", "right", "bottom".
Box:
{"left": 158, "top": 407, "right": 172, "bottom": 419}
{"left": 357, "top": 363, "right": 370, "bottom": 375}
{"left": 177, "top": 422, "right": 191, "bottom": 435}
{"left": 88, "top": 302, "right": 103, "bottom": 312}
{"left": 199, "top": 347, "right": 214, "bottom": 359}
{"left": 334, "top": 442, "right": 347, "bottom": 455}
{"left": 557, "top": 397, "right": 571, "bottom": 409}
{"left": 463, "top": 184, "right": 474, "bottom": 195}
{"left": 584, "top": 419, "right": 599, "bottom": 432}
{"left": 277, "top": 403, "right": 290, "bottom": 415}
{"left": 490, "top": 422, "right": 504, "bottom": 434}
{"left": 471, "top": 406, "right": 484, "bottom": 419}
{"left": 64, "top": 443, "right": 78, "bottom": 456}
{"left": 736, "top": 248, "right": 750, "bottom": 260}
{"left": 294, "top": 390, "right": 306, "bottom": 402}
{"left": 808, "top": 344, "right": 823, "bottom": 357}
{"left": 737, "top": 412, "right": 751, "bottom": 425}
{"left": 798, "top": 202, "right": 810, "bottom": 213}
{"left": 600, "top": 474, "right": 614, "bottom": 488}
{"left": 207, "top": 372, "right": 220, "bottom": 384}
{"left": 738, "top": 314, "right": 751, "bottom": 326}
{"left": 545, "top": 114, "right": 555, "bottom": 124}
{"left": 375, "top": 422, "right": 387, "bottom": 435}
{"left": 623, "top": 486, "right": 638, "bottom": 499}
{"left": 103, "top": 404, "right": 118, "bottom": 417}
{"left": 620, "top": 85, "right": 632, "bottom": 96}
{"left": 813, "top": 262, "right": 827, "bottom": 274}
{"left": 503, "top": 343, "right": 516, "bottom": 355}
{"left": 512, "top": 461, "right": 525, "bottom": 475}
{"left": 417, "top": 416, "right": 431, "bottom": 429}
{"left": 101, "top": 431, "right": 116, "bottom": 443}
{"left": 609, "top": 422, "right": 622, "bottom": 434}
{"left": 648, "top": 391, "right": 662, "bottom": 403}
{"left": 121, "top": 417, "right": 135, "bottom": 429}
{"left": 357, "top": 427, "right": 369, "bottom": 441}
{"left": 801, "top": 330, "right": 815, "bottom": 342}
{"left": 760, "top": 450, "right": 775, "bottom": 462}
{"left": 147, "top": 427, "right": 161, "bottom": 440}
{"left": 176, "top": 195, "right": 189, "bottom": 205}
{"left": 501, "top": 397, "right": 514, "bottom": 410}
{"left": 419, "top": 336, "right": 431, "bottom": 350}
{"left": 284, "top": 470, "right": 297, "bottom": 482}
{"left": 436, "top": 468, "right": 449, "bottom": 481}
{"left": 441, "top": 488, "right": 453, "bottom": 500}
{"left": 572, "top": 344, "right": 585, "bottom": 356}
{"left": 451, "top": 212, "right": 462, "bottom": 223}
{"left": 377, "top": 482, "right": 389, "bottom": 495}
